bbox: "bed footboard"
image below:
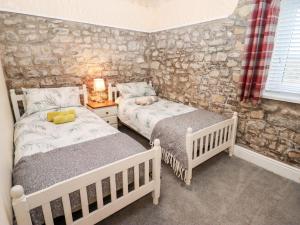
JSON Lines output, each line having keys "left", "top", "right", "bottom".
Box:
{"left": 185, "top": 112, "right": 238, "bottom": 185}
{"left": 11, "top": 140, "right": 162, "bottom": 225}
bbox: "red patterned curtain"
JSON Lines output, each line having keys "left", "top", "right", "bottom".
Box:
{"left": 241, "top": 0, "right": 281, "bottom": 103}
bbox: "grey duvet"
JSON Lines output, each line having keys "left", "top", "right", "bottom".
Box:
{"left": 150, "top": 109, "right": 226, "bottom": 180}
{"left": 13, "top": 132, "right": 147, "bottom": 225}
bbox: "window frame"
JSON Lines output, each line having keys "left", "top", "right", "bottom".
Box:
{"left": 263, "top": 0, "right": 300, "bottom": 104}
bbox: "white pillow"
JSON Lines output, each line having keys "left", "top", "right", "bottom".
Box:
{"left": 22, "top": 87, "right": 81, "bottom": 115}
{"left": 116, "top": 82, "right": 156, "bottom": 99}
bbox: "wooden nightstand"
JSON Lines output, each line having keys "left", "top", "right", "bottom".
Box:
{"left": 87, "top": 100, "right": 118, "bottom": 128}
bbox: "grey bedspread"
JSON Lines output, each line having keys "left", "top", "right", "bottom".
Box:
{"left": 150, "top": 109, "right": 226, "bottom": 179}
{"left": 13, "top": 132, "right": 147, "bottom": 225}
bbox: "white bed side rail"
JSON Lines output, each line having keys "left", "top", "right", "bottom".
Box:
{"left": 185, "top": 112, "right": 238, "bottom": 185}
{"left": 11, "top": 140, "right": 162, "bottom": 225}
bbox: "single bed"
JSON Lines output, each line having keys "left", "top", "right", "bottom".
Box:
{"left": 108, "top": 82, "right": 238, "bottom": 185}
{"left": 10, "top": 85, "right": 162, "bottom": 225}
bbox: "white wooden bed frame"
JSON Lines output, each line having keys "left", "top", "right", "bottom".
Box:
{"left": 10, "top": 85, "right": 162, "bottom": 225}
{"left": 108, "top": 83, "right": 238, "bottom": 185}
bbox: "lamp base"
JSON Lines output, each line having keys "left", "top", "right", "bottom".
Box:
{"left": 96, "top": 98, "right": 105, "bottom": 103}
{"left": 94, "top": 90, "right": 107, "bottom": 103}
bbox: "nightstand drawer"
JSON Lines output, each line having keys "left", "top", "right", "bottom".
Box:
{"left": 102, "top": 116, "right": 118, "bottom": 125}
{"left": 95, "top": 106, "right": 117, "bottom": 118}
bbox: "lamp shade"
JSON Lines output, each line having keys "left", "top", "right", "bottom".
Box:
{"left": 93, "top": 78, "right": 105, "bottom": 92}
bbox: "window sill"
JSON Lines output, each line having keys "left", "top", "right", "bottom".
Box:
{"left": 263, "top": 91, "right": 300, "bottom": 104}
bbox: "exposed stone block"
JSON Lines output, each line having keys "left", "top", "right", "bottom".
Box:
{"left": 250, "top": 110, "right": 264, "bottom": 119}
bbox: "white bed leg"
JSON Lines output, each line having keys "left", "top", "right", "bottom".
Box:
{"left": 152, "top": 139, "right": 161, "bottom": 205}
{"left": 185, "top": 127, "right": 193, "bottom": 185}
{"left": 185, "top": 168, "right": 192, "bottom": 186}
{"left": 229, "top": 112, "right": 238, "bottom": 157}
{"left": 11, "top": 185, "right": 32, "bottom": 225}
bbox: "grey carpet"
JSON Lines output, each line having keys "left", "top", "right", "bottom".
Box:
{"left": 96, "top": 125, "right": 300, "bottom": 225}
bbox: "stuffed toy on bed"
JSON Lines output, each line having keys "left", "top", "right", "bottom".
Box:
{"left": 135, "top": 96, "right": 159, "bottom": 106}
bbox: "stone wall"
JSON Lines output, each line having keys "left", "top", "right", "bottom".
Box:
{"left": 149, "top": 0, "right": 300, "bottom": 167}
{"left": 0, "top": 11, "right": 151, "bottom": 92}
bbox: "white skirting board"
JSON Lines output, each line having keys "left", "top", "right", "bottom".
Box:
{"left": 234, "top": 144, "right": 300, "bottom": 184}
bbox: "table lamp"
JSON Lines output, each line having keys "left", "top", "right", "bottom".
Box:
{"left": 94, "top": 78, "right": 106, "bottom": 102}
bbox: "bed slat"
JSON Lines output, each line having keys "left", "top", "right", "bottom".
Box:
{"left": 110, "top": 175, "right": 117, "bottom": 201}
{"left": 216, "top": 130, "right": 220, "bottom": 147}
{"left": 204, "top": 135, "right": 209, "bottom": 153}
{"left": 220, "top": 127, "right": 224, "bottom": 145}
{"left": 229, "top": 124, "right": 233, "bottom": 140}
{"left": 95, "top": 181, "right": 103, "bottom": 208}
{"left": 224, "top": 126, "right": 229, "bottom": 143}
{"left": 193, "top": 140, "right": 198, "bottom": 159}
{"left": 227, "top": 125, "right": 231, "bottom": 141}
{"left": 145, "top": 161, "right": 149, "bottom": 184}
{"left": 62, "top": 195, "right": 73, "bottom": 225}
{"left": 122, "top": 169, "right": 128, "bottom": 195}
{"left": 209, "top": 133, "right": 214, "bottom": 151}
{"left": 134, "top": 165, "right": 139, "bottom": 190}
{"left": 199, "top": 137, "right": 203, "bottom": 156}
{"left": 42, "top": 203, "right": 54, "bottom": 225}
{"left": 80, "top": 187, "right": 89, "bottom": 217}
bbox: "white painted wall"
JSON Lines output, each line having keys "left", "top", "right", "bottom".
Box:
{"left": 0, "top": 0, "right": 238, "bottom": 32}
{"left": 0, "top": 0, "right": 154, "bottom": 32}
{"left": 150, "top": 0, "right": 239, "bottom": 32}
{"left": 0, "top": 60, "right": 14, "bottom": 225}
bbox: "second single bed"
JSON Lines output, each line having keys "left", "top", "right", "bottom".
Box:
{"left": 109, "top": 82, "right": 238, "bottom": 185}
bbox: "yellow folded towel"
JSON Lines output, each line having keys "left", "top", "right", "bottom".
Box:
{"left": 53, "top": 113, "right": 76, "bottom": 124}
{"left": 47, "top": 109, "right": 76, "bottom": 122}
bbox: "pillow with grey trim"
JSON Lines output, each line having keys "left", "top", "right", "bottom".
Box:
{"left": 22, "top": 87, "right": 81, "bottom": 115}
{"left": 116, "top": 82, "right": 156, "bottom": 99}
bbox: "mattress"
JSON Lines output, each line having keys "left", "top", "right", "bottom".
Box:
{"left": 14, "top": 106, "right": 118, "bottom": 164}
{"left": 118, "top": 97, "right": 196, "bottom": 139}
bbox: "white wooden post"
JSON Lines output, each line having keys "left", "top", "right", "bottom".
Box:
{"left": 152, "top": 139, "right": 161, "bottom": 205}
{"left": 229, "top": 112, "right": 238, "bottom": 157}
{"left": 82, "top": 84, "right": 88, "bottom": 106}
{"left": 185, "top": 127, "right": 193, "bottom": 185}
{"left": 11, "top": 185, "right": 32, "bottom": 225}
{"left": 108, "top": 83, "right": 113, "bottom": 101}
{"left": 10, "top": 89, "right": 21, "bottom": 122}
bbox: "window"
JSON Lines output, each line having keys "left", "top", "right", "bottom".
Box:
{"left": 264, "top": 0, "right": 300, "bottom": 104}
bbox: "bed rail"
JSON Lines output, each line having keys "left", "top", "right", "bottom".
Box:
{"left": 185, "top": 112, "right": 238, "bottom": 185}
{"left": 11, "top": 140, "right": 162, "bottom": 225}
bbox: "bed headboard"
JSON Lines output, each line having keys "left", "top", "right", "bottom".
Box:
{"left": 10, "top": 85, "right": 88, "bottom": 122}
{"left": 108, "top": 81, "right": 153, "bottom": 102}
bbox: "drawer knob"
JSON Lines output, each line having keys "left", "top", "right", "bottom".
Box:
{"left": 106, "top": 121, "right": 109, "bottom": 123}
{"left": 106, "top": 112, "right": 109, "bottom": 114}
